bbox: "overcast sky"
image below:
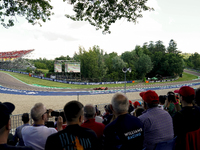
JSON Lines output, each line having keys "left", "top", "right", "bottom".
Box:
{"left": 0, "top": 0, "right": 199, "bottom": 59}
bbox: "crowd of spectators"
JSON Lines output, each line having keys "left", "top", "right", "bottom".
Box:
{"left": 1, "top": 85, "right": 200, "bottom": 150}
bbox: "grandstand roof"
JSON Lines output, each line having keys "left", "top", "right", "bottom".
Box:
{"left": 0, "top": 49, "right": 34, "bottom": 59}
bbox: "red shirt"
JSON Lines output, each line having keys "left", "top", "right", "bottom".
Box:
{"left": 81, "top": 119, "right": 105, "bottom": 139}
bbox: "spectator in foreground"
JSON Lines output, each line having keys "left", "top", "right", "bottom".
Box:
{"left": 173, "top": 86, "right": 200, "bottom": 149}
{"left": 102, "top": 104, "right": 116, "bottom": 125}
{"left": 81, "top": 104, "right": 105, "bottom": 146}
{"left": 45, "top": 101, "right": 100, "bottom": 150}
{"left": 22, "top": 103, "right": 57, "bottom": 150}
{"left": 13, "top": 113, "right": 30, "bottom": 146}
{"left": 103, "top": 92, "right": 144, "bottom": 150}
{"left": 0, "top": 102, "right": 34, "bottom": 150}
{"left": 95, "top": 105, "right": 103, "bottom": 123}
{"left": 158, "top": 95, "right": 166, "bottom": 109}
{"left": 138, "top": 90, "right": 174, "bottom": 150}
{"left": 133, "top": 107, "right": 145, "bottom": 117}
{"left": 195, "top": 87, "right": 200, "bottom": 106}
{"left": 55, "top": 112, "right": 67, "bottom": 130}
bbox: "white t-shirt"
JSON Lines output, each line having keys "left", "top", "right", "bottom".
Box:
{"left": 22, "top": 125, "right": 57, "bottom": 150}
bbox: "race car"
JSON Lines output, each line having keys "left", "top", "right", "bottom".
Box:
{"left": 93, "top": 87, "right": 108, "bottom": 90}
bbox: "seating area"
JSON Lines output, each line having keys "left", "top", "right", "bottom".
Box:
{"left": 0, "top": 49, "right": 34, "bottom": 61}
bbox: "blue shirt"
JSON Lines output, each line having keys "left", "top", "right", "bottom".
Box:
{"left": 13, "top": 124, "right": 30, "bottom": 146}
{"left": 138, "top": 107, "right": 174, "bottom": 150}
{"left": 103, "top": 113, "right": 144, "bottom": 150}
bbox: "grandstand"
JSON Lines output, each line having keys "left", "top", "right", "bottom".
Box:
{"left": 0, "top": 49, "right": 34, "bottom": 62}
{"left": 0, "top": 49, "right": 35, "bottom": 70}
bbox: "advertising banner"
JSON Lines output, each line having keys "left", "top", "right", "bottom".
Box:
{"left": 54, "top": 63, "right": 62, "bottom": 72}
{"left": 65, "top": 63, "right": 80, "bottom": 73}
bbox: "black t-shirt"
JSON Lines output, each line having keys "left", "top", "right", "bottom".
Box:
{"left": 173, "top": 106, "right": 200, "bottom": 137}
{"left": 103, "top": 113, "right": 144, "bottom": 150}
{"left": 45, "top": 124, "right": 100, "bottom": 150}
{"left": 0, "top": 144, "right": 34, "bottom": 150}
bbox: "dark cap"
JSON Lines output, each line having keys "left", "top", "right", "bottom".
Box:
{"left": 0, "top": 102, "right": 15, "bottom": 129}
{"left": 142, "top": 90, "right": 159, "bottom": 104}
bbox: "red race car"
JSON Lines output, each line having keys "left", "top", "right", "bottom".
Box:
{"left": 93, "top": 87, "right": 108, "bottom": 90}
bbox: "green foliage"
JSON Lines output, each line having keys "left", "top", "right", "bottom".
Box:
{"left": 0, "top": 0, "right": 53, "bottom": 28}
{"left": 66, "top": 0, "right": 154, "bottom": 33}
{"left": 26, "top": 67, "right": 32, "bottom": 73}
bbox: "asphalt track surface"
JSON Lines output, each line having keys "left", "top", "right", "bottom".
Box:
{"left": 0, "top": 69, "right": 200, "bottom": 94}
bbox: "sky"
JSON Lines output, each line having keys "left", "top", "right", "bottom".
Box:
{"left": 0, "top": 0, "right": 200, "bottom": 60}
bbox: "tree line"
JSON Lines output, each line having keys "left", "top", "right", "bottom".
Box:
{"left": 27, "top": 39, "right": 194, "bottom": 82}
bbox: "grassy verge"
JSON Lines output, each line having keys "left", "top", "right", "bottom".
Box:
{"left": 0, "top": 71, "right": 137, "bottom": 89}
{"left": 37, "top": 69, "right": 49, "bottom": 74}
{"left": 1, "top": 71, "right": 198, "bottom": 89}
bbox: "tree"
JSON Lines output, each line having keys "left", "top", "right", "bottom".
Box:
{"left": 154, "top": 40, "right": 166, "bottom": 54}
{"left": 0, "top": 0, "right": 53, "bottom": 28}
{"left": 134, "top": 54, "right": 153, "bottom": 79}
{"left": 1, "top": 0, "right": 153, "bottom": 33}
{"left": 166, "top": 39, "right": 180, "bottom": 54}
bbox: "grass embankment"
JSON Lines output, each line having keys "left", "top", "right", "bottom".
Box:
{"left": 0, "top": 71, "right": 198, "bottom": 89}
{"left": 0, "top": 71, "right": 137, "bottom": 89}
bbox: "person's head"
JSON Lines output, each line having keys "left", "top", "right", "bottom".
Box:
{"left": 177, "top": 86, "right": 195, "bottom": 104}
{"left": 159, "top": 95, "right": 166, "bottom": 105}
{"left": 0, "top": 102, "right": 15, "bottom": 136}
{"left": 195, "top": 87, "right": 200, "bottom": 106}
{"left": 22, "top": 113, "right": 29, "bottom": 124}
{"left": 167, "top": 91, "right": 176, "bottom": 102}
{"left": 142, "top": 90, "right": 159, "bottom": 108}
{"left": 84, "top": 104, "right": 96, "bottom": 120}
{"left": 134, "top": 107, "right": 145, "bottom": 117}
{"left": 64, "top": 101, "right": 84, "bottom": 125}
{"left": 133, "top": 101, "right": 140, "bottom": 108}
{"left": 111, "top": 92, "right": 129, "bottom": 115}
{"left": 31, "top": 103, "right": 47, "bottom": 123}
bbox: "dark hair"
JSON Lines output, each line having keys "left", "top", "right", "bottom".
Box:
{"left": 64, "top": 101, "right": 83, "bottom": 122}
{"left": 135, "top": 107, "right": 145, "bottom": 117}
{"left": 22, "top": 113, "right": 29, "bottom": 124}
{"left": 167, "top": 91, "right": 176, "bottom": 102}
{"left": 180, "top": 94, "right": 195, "bottom": 104}
{"left": 195, "top": 88, "right": 200, "bottom": 106}
{"left": 159, "top": 95, "right": 166, "bottom": 105}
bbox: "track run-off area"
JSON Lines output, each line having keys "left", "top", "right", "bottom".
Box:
{"left": 1, "top": 69, "right": 200, "bottom": 115}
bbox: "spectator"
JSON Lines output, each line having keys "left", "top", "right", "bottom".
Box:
{"left": 138, "top": 90, "right": 174, "bottom": 150}
{"left": 163, "top": 91, "right": 177, "bottom": 116}
{"left": 0, "top": 102, "right": 34, "bottom": 150}
{"left": 102, "top": 104, "right": 116, "bottom": 125}
{"left": 128, "top": 100, "right": 134, "bottom": 113}
{"left": 173, "top": 86, "right": 200, "bottom": 149}
{"left": 133, "top": 101, "right": 141, "bottom": 109}
{"left": 55, "top": 112, "right": 67, "bottom": 130}
{"left": 45, "top": 101, "right": 100, "bottom": 150}
{"left": 22, "top": 103, "right": 57, "bottom": 150}
{"left": 133, "top": 107, "right": 145, "bottom": 117}
{"left": 158, "top": 95, "right": 166, "bottom": 109}
{"left": 195, "top": 87, "right": 200, "bottom": 106}
{"left": 95, "top": 105, "right": 103, "bottom": 123}
{"left": 103, "top": 92, "right": 144, "bottom": 150}
{"left": 13, "top": 113, "right": 30, "bottom": 146}
{"left": 81, "top": 104, "right": 105, "bottom": 147}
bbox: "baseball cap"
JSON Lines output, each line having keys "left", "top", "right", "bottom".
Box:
{"left": 176, "top": 86, "right": 195, "bottom": 97}
{"left": 133, "top": 101, "right": 140, "bottom": 108}
{"left": 142, "top": 90, "right": 159, "bottom": 104}
{"left": 139, "top": 92, "right": 146, "bottom": 98}
{"left": 0, "top": 102, "right": 15, "bottom": 129}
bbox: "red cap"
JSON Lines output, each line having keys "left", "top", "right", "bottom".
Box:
{"left": 176, "top": 86, "right": 195, "bottom": 97}
{"left": 142, "top": 90, "right": 159, "bottom": 104}
{"left": 174, "top": 90, "right": 179, "bottom": 93}
{"left": 129, "top": 100, "right": 132, "bottom": 104}
{"left": 140, "top": 92, "right": 146, "bottom": 98}
{"left": 133, "top": 101, "right": 140, "bottom": 108}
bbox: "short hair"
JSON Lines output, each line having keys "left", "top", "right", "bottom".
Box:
{"left": 31, "top": 103, "right": 45, "bottom": 122}
{"left": 84, "top": 104, "right": 96, "bottom": 119}
{"left": 64, "top": 101, "right": 84, "bottom": 122}
{"left": 134, "top": 107, "right": 145, "bottom": 117}
{"left": 22, "top": 113, "right": 29, "bottom": 124}
{"left": 159, "top": 95, "right": 166, "bottom": 105}
{"left": 111, "top": 92, "right": 129, "bottom": 114}
{"left": 195, "top": 88, "right": 200, "bottom": 106}
{"left": 180, "top": 94, "right": 194, "bottom": 104}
